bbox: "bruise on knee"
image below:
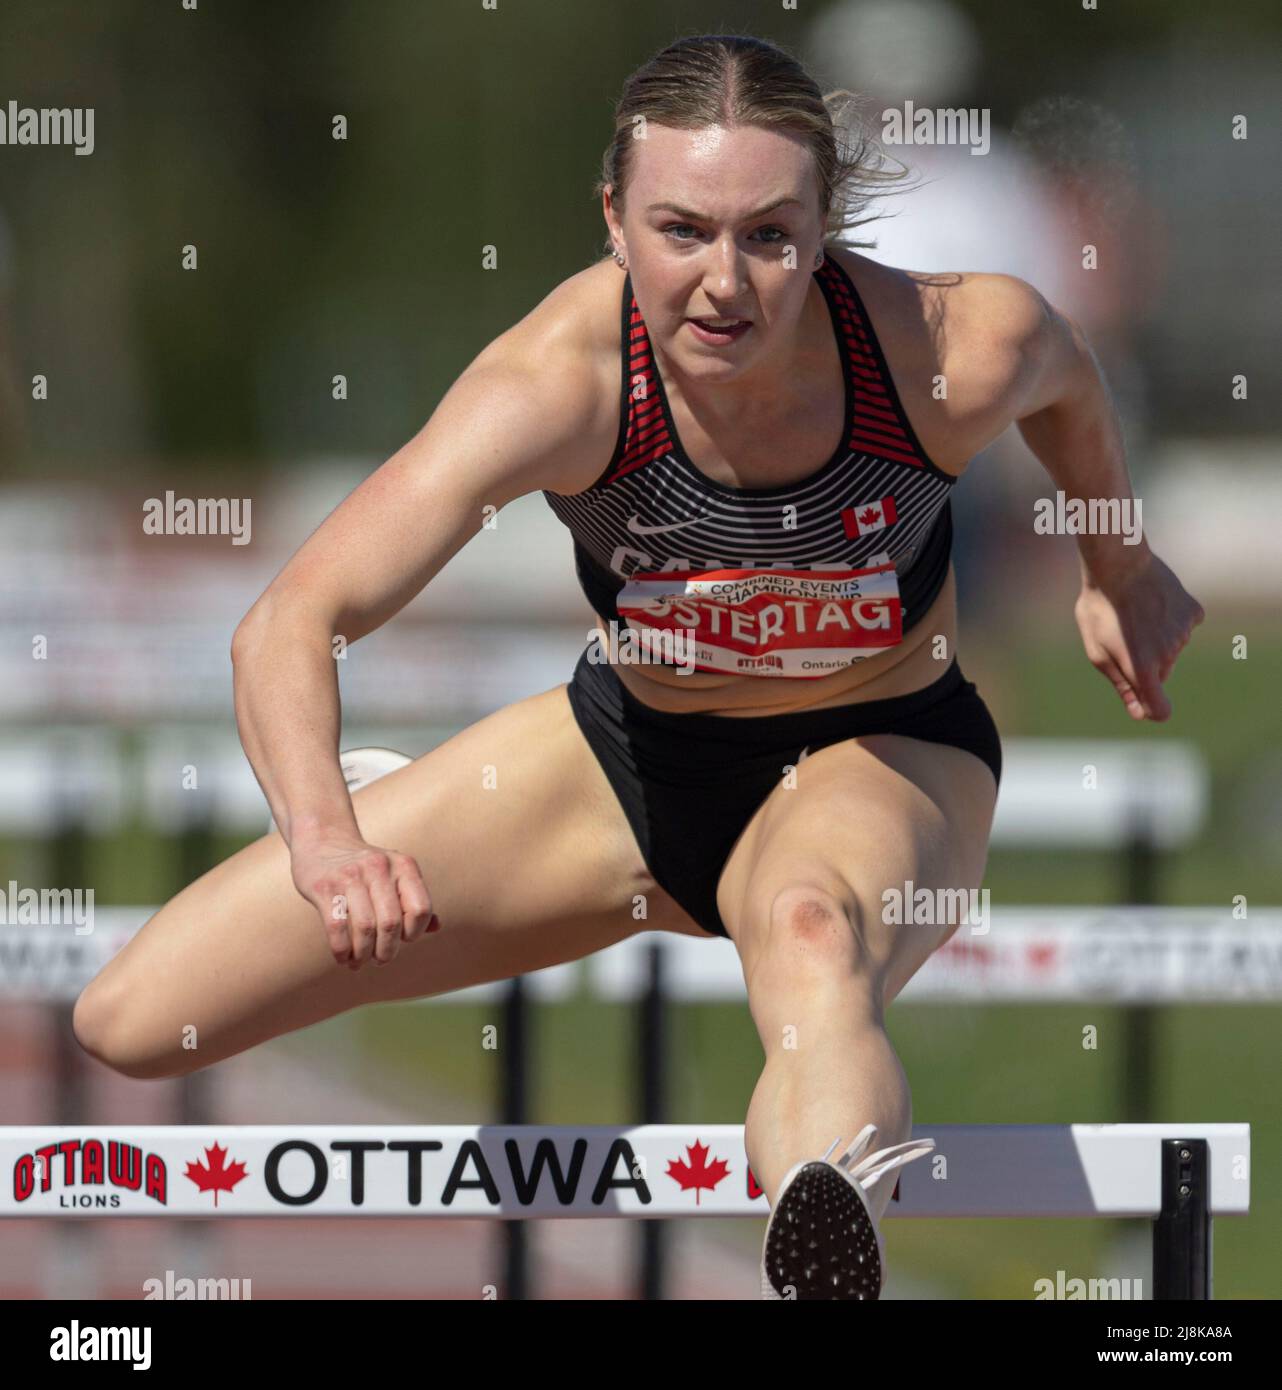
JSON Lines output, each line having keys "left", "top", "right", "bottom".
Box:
{"left": 783, "top": 895, "right": 841, "bottom": 939}
{"left": 757, "top": 885, "right": 869, "bottom": 974}
{"left": 741, "top": 888, "right": 887, "bottom": 1043}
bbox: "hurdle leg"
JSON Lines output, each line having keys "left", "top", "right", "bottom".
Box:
{"left": 636, "top": 938, "right": 668, "bottom": 1301}
{"left": 1152, "top": 1138, "right": 1211, "bottom": 1299}
{"left": 500, "top": 975, "right": 531, "bottom": 1299}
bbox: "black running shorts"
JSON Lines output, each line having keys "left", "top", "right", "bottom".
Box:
{"left": 565, "top": 649, "right": 1002, "bottom": 939}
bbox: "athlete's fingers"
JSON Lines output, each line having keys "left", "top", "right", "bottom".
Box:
{"left": 1133, "top": 662, "right": 1171, "bottom": 721}
{"left": 343, "top": 879, "right": 379, "bottom": 967}
{"left": 1113, "top": 628, "right": 1170, "bottom": 720}
{"left": 321, "top": 889, "right": 353, "bottom": 965}
{"left": 393, "top": 854, "right": 436, "bottom": 942}
{"left": 1158, "top": 630, "right": 1188, "bottom": 683}
{"left": 364, "top": 855, "right": 404, "bottom": 965}
{"left": 1092, "top": 646, "right": 1146, "bottom": 720}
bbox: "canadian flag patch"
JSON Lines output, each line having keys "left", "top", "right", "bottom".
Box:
{"left": 841, "top": 495, "right": 897, "bottom": 539}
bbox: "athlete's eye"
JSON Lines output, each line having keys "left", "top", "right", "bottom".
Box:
{"left": 661, "top": 222, "right": 790, "bottom": 245}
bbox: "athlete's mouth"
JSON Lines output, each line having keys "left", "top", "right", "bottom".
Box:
{"left": 686, "top": 316, "right": 753, "bottom": 343}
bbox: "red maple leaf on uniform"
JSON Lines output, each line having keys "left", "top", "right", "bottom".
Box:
{"left": 666, "top": 1139, "right": 731, "bottom": 1205}
{"left": 185, "top": 1142, "right": 249, "bottom": 1207}
{"left": 858, "top": 506, "right": 883, "bottom": 527}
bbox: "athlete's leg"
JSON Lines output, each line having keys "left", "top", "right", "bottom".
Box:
{"left": 73, "top": 684, "right": 699, "bottom": 1079}
{"left": 716, "top": 734, "right": 997, "bottom": 1223}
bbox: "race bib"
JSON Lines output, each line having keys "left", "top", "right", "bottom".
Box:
{"left": 615, "top": 562, "right": 903, "bottom": 678}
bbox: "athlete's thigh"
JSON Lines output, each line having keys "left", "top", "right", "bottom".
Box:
{"left": 81, "top": 683, "right": 676, "bottom": 1071}
{"left": 717, "top": 734, "right": 998, "bottom": 1006}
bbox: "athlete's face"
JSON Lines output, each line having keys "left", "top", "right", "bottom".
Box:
{"left": 605, "top": 122, "right": 826, "bottom": 377}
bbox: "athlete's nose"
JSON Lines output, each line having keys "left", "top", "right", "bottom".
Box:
{"left": 701, "top": 238, "right": 749, "bottom": 307}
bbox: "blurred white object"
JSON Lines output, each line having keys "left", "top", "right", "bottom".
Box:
{"left": 852, "top": 135, "right": 1078, "bottom": 310}
{"left": 266, "top": 745, "right": 410, "bottom": 831}
{"left": 990, "top": 738, "right": 1208, "bottom": 849}
{"left": 803, "top": 0, "right": 982, "bottom": 107}
{"left": 1143, "top": 440, "right": 1282, "bottom": 602}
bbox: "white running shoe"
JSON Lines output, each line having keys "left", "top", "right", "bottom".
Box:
{"left": 338, "top": 746, "right": 413, "bottom": 793}
{"left": 759, "top": 1124, "right": 935, "bottom": 1300}
{"left": 266, "top": 747, "right": 411, "bottom": 832}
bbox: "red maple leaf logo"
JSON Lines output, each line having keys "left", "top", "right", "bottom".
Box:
{"left": 666, "top": 1139, "right": 730, "bottom": 1205}
{"left": 858, "top": 506, "right": 883, "bottom": 527}
{"left": 185, "top": 1142, "right": 249, "bottom": 1207}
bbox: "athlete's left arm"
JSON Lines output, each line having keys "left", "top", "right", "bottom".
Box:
{"left": 995, "top": 276, "right": 1204, "bottom": 721}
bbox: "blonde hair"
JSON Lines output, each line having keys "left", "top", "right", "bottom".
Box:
{"left": 595, "top": 33, "right": 915, "bottom": 253}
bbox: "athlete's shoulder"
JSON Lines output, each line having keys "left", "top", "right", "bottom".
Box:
{"left": 458, "top": 257, "right": 626, "bottom": 495}
{"left": 492, "top": 256, "right": 625, "bottom": 365}
{"left": 935, "top": 274, "right": 1069, "bottom": 424}
{"left": 948, "top": 271, "right": 1056, "bottom": 351}
{"left": 841, "top": 249, "right": 1047, "bottom": 343}
{"left": 828, "top": 250, "right": 1059, "bottom": 465}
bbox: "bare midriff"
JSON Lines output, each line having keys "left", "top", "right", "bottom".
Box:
{"left": 604, "top": 564, "right": 959, "bottom": 717}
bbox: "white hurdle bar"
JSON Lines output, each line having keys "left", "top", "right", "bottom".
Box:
{"left": 0, "top": 1123, "right": 1248, "bottom": 1298}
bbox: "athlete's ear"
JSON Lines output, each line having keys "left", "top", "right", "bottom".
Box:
{"left": 600, "top": 189, "right": 625, "bottom": 266}
{"left": 602, "top": 183, "right": 624, "bottom": 246}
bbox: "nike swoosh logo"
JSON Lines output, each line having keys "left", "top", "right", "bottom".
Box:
{"left": 626, "top": 513, "right": 707, "bottom": 536}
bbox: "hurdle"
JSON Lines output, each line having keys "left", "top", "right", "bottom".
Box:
{"left": 7, "top": 907, "right": 1273, "bottom": 1299}
{"left": 0, "top": 1122, "right": 1248, "bottom": 1299}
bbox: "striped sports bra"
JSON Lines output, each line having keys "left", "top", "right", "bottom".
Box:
{"left": 542, "top": 252, "right": 959, "bottom": 679}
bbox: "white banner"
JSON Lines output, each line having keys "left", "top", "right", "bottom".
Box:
{"left": 0, "top": 1123, "right": 1251, "bottom": 1220}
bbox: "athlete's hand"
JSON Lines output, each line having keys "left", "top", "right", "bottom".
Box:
{"left": 290, "top": 833, "right": 440, "bottom": 969}
{"left": 1073, "top": 550, "right": 1204, "bottom": 721}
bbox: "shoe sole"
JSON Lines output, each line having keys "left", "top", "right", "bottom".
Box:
{"left": 761, "top": 1160, "right": 883, "bottom": 1300}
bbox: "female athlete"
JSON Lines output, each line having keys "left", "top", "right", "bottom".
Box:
{"left": 73, "top": 34, "right": 1204, "bottom": 1299}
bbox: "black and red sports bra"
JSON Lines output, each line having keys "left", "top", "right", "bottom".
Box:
{"left": 542, "top": 252, "right": 959, "bottom": 679}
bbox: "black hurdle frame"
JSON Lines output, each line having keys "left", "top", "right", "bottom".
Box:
{"left": 636, "top": 938, "right": 667, "bottom": 1300}
{"left": 1154, "top": 1137, "right": 1212, "bottom": 1300}
{"left": 499, "top": 975, "right": 530, "bottom": 1299}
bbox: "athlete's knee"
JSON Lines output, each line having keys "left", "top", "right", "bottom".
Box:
{"left": 73, "top": 976, "right": 187, "bottom": 1081}
{"left": 757, "top": 883, "right": 869, "bottom": 976}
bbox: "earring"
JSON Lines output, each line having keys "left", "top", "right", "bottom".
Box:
{"left": 612, "top": 249, "right": 627, "bottom": 268}
{"left": 814, "top": 248, "right": 825, "bottom": 267}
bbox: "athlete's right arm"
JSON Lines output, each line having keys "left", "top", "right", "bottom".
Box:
{"left": 230, "top": 323, "right": 613, "bottom": 968}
